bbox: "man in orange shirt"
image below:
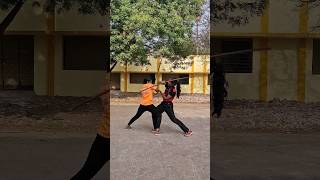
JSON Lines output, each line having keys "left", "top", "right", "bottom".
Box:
{"left": 127, "top": 78, "right": 159, "bottom": 133}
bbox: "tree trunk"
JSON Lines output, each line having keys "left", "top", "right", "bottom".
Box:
{"left": 0, "top": 0, "right": 25, "bottom": 35}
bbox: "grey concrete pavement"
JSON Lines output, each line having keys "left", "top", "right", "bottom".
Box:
{"left": 0, "top": 133, "right": 109, "bottom": 180}
{"left": 211, "top": 132, "right": 320, "bottom": 180}
{"left": 110, "top": 103, "right": 210, "bottom": 180}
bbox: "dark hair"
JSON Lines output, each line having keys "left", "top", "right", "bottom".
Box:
{"left": 150, "top": 74, "right": 156, "bottom": 84}
{"left": 173, "top": 80, "right": 181, "bottom": 98}
{"left": 143, "top": 79, "right": 149, "bottom": 84}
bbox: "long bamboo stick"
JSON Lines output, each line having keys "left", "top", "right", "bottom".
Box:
{"left": 212, "top": 48, "right": 271, "bottom": 58}
{"left": 138, "top": 76, "right": 189, "bottom": 94}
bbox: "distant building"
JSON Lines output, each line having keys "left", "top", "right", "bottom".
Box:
{"left": 212, "top": 0, "right": 320, "bottom": 102}
{"left": 0, "top": 2, "right": 209, "bottom": 96}
{"left": 111, "top": 55, "right": 210, "bottom": 94}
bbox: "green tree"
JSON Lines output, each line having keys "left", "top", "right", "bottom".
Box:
{"left": 111, "top": 0, "right": 205, "bottom": 66}
{"left": 193, "top": 0, "right": 209, "bottom": 55}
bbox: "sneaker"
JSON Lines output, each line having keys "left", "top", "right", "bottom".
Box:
{"left": 125, "top": 125, "right": 132, "bottom": 129}
{"left": 152, "top": 129, "right": 160, "bottom": 135}
{"left": 184, "top": 130, "right": 193, "bottom": 137}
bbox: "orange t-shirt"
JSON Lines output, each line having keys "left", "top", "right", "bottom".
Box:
{"left": 97, "top": 74, "right": 110, "bottom": 138}
{"left": 140, "top": 83, "right": 155, "bottom": 106}
{"left": 98, "top": 113, "right": 109, "bottom": 138}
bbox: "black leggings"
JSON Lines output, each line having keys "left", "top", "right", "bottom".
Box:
{"left": 157, "top": 102, "right": 189, "bottom": 133}
{"left": 128, "top": 104, "right": 159, "bottom": 129}
{"left": 70, "top": 134, "right": 109, "bottom": 180}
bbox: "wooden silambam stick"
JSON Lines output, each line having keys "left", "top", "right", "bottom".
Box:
{"left": 70, "top": 62, "right": 118, "bottom": 111}
{"left": 138, "top": 76, "right": 189, "bottom": 94}
{"left": 70, "top": 90, "right": 109, "bottom": 111}
{"left": 212, "top": 48, "right": 271, "bottom": 58}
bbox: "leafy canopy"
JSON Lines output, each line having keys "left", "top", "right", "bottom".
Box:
{"left": 111, "top": 0, "right": 205, "bottom": 66}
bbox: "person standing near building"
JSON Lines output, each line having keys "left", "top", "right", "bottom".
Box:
{"left": 126, "top": 78, "right": 160, "bottom": 132}
{"left": 212, "top": 59, "right": 227, "bottom": 118}
{"left": 155, "top": 79, "right": 193, "bottom": 137}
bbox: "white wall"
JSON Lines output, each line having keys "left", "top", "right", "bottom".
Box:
{"left": 306, "top": 39, "right": 320, "bottom": 102}
{"left": 225, "top": 39, "right": 260, "bottom": 100}
{"left": 53, "top": 35, "right": 106, "bottom": 96}
{"left": 212, "top": 0, "right": 260, "bottom": 33}
{"left": 267, "top": 39, "right": 298, "bottom": 100}
{"left": 33, "top": 35, "right": 48, "bottom": 95}
{"left": 55, "top": 7, "right": 108, "bottom": 32}
{"left": 308, "top": 5, "right": 320, "bottom": 33}
{"left": 0, "top": 0, "right": 107, "bottom": 32}
{"left": 269, "top": 0, "right": 300, "bottom": 33}
{"left": 0, "top": 0, "right": 46, "bottom": 32}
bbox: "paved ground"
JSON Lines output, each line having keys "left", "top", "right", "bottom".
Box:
{"left": 0, "top": 91, "right": 109, "bottom": 179}
{"left": 3, "top": 91, "right": 320, "bottom": 179}
{"left": 110, "top": 103, "right": 210, "bottom": 180}
{"left": 0, "top": 133, "right": 109, "bottom": 180}
{"left": 211, "top": 132, "right": 320, "bottom": 180}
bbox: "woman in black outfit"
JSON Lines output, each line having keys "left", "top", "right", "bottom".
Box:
{"left": 212, "top": 59, "right": 227, "bottom": 118}
{"left": 154, "top": 79, "right": 193, "bottom": 137}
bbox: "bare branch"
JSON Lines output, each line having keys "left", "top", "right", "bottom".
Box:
{"left": 0, "top": 0, "right": 24, "bottom": 35}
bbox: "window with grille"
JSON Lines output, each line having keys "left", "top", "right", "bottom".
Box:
{"left": 111, "top": 73, "right": 121, "bottom": 90}
{"left": 63, "top": 36, "right": 107, "bottom": 70}
{"left": 213, "top": 38, "right": 253, "bottom": 73}
{"left": 313, "top": 39, "right": 320, "bottom": 74}
{"left": 130, "top": 73, "right": 156, "bottom": 84}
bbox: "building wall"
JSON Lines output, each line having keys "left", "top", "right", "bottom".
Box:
{"left": 53, "top": 35, "right": 106, "bottom": 97}
{"left": 224, "top": 39, "right": 260, "bottom": 100}
{"left": 306, "top": 40, "right": 320, "bottom": 102}
{"left": 264, "top": 38, "right": 320, "bottom": 102}
{"left": 269, "top": 0, "right": 299, "bottom": 33}
{"left": 213, "top": 37, "right": 313, "bottom": 101}
{"left": 212, "top": 0, "right": 320, "bottom": 37}
{"left": 113, "top": 56, "right": 210, "bottom": 94}
{"left": 33, "top": 35, "right": 48, "bottom": 95}
{"left": 0, "top": 1, "right": 46, "bottom": 32}
{"left": 5, "top": 1, "right": 320, "bottom": 99}
{"left": 0, "top": 1, "right": 107, "bottom": 33}
{"left": 212, "top": 0, "right": 320, "bottom": 102}
{"left": 216, "top": 38, "right": 320, "bottom": 102}
{"left": 55, "top": 9, "right": 108, "bottom": 32}
{"left": 33, "top": 35, "right": 107, "bottom": 97}
{"left": 306, "top": 3, "right": 320, "bottom": 101}
{"left": 1, "top": 2, "right": 108, "bottom": 96}
{"left": 308, "top": 4, "right": 320, "bottom": 33}
{"left": 267, "top": 39, "right": 298, "bottom": 101}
